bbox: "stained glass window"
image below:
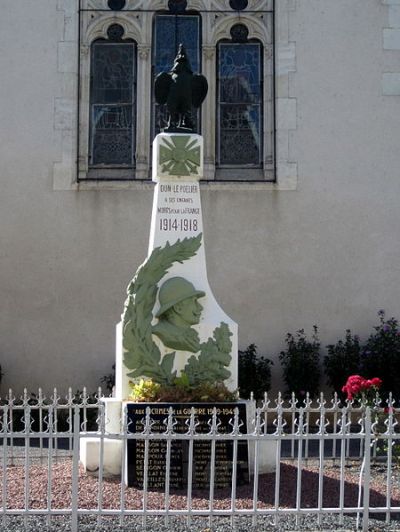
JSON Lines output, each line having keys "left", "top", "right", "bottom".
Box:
{"left": 229, "top": 0, "right": 248, "bottom": 11}
{"left": 168, "top": 0, "right": 187, "bottom": 13}
{"left": 217, "top": 42, "right": 262, "bottom": 166}
{"left": 108, "top": 0, "right": 126, "bottom": 10}
{"left": 153, "top": 14, "right": 200, "bottom": 134}
{"left": 89, "top": 39, "right": 136, "bottom": 166}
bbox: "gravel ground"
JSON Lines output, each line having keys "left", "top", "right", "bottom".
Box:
{"left": 0, "top": 514, "right": 399, "bottom": 531}
{"left": 0, "top": 458, "right": 399, "bottom": 531}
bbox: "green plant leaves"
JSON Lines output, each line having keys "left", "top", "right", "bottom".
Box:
{"left": 238, "top": 344, "right": 273, "bottom": 400}
{"left": 279, "top": 326, "right": 321, "bottom": 400}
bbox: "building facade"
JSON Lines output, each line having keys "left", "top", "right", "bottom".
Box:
{"left": 1, "top": 0, "right": 400, "bottom": 394}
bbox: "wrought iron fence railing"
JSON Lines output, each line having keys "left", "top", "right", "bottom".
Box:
{"left": 0, "top": 388, "right": 399, "bottom": 531}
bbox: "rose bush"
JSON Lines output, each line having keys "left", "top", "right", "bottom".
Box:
{"left": 342, "top": 374, "right": 382, "bottom": 403}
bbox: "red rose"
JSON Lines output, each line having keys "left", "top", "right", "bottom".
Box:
{"left": 347, "top": 375, "right": 367, "bottom": 395}
{"left": 342, "top": 375, "right": 383, "bottom": 402}
{"left": 342, "top": 384, "right": 353, "bottom": 400}
{"left": 342, "top": 375, "right": 370, "bottom": 400}
{"left": 367, "top": 377, "right": 382, "bottom": 388}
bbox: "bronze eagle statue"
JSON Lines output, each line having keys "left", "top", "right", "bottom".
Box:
{"left": 154, "top": 44, "right": 208, "bottom": 133}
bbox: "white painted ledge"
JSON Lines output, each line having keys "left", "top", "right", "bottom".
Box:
{"left": 53, "top": 177, "right": 298, "bottom": 192}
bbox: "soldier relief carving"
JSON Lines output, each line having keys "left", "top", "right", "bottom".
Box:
{"left": 152, "top": 277, "right": 205, "bottom": 353}
{"left": 122, "top": 236, "right": 233, "bottom": 386}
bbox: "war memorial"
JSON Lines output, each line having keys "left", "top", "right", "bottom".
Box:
{"left": 80, "top": 45, "right": 275, "bottom": 487}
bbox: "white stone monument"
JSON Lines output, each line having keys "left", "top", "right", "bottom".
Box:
{"left": 80, "top": 132, "right": 241, "bottom": 477}
{"left": 115, "top": 132, "right": 238, "bottom": 401}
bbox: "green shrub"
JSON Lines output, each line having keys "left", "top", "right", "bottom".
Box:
{"left": 279, "top": 326, "right": 321, "bottom": 400}
{"left": 238, "top": 344, "right": 273, "bottom": 400}
{"left": 100, "top": 364, "right": 115, "bottom": 394}
{"left": 324, "top": 330, "right": 361, "bottom": 398}
{"left": 360, "top": 310, "right": 400, "bottom": 401}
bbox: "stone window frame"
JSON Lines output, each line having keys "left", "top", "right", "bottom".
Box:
{"left": 212, "top": 17, "right": 273, "bottom": 181}
{"left": 53, "top": 0, "right": 297, "bottom": 191}
{"left": 78, "top": 7, "right": 150, "bottom": 181}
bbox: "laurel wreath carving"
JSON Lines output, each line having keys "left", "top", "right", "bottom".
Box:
{"left": 185, "top": 323, "right": 232, "bottom": 385}
{"left": 121, "top": 233, "right": 232, "bottom": 386}
{"left": 122, "top": 234, "right": 202, "bottom": 385}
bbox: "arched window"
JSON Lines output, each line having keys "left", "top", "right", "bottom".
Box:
{"left": 152, "top": 12, "right": 201, "bottom": 135}
{"left": 75, "top": 1, "right": 276, "bottom": 184}
{"left": 89, "top": 24, "right": 136, "bottom": 167}
{"left": 217, "top": 24, "right": 263, "bottom": 167}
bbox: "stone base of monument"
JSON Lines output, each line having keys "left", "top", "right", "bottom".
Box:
{"left": 79, "top": 437, "right": 122, "bottom": 477}
{"left": 245, "top": 400, "right": 277, "bottom": 476}
{"left": 79, "top": 398, "right": 123, "bottom": 478}
{"left": 79, "top": 399, "right": 277, "bottom": 482}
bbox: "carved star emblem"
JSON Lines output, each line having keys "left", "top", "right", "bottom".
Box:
{"left": 159, "top": 136, "right": 201, "bottom": 176}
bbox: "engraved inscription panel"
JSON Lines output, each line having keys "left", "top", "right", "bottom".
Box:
{"left": 127, "top": 403, "right": 249, "bottom": 489}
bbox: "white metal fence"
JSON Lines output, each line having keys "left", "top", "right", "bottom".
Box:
{"left": 0, "top": 388, "right": 400, "bottom": 531}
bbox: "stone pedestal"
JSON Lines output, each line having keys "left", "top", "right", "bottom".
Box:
{"left": 80, "top": 438, "right": 122, "bottom": 477}
{"left": 79, "top": 398, "right": 123, "bottom": 477}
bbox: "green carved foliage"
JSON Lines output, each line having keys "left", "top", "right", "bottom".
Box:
{"left": 184, "top": 322, "right": 233, "bottom": 385}
{"left": 122, "top": 235, "right": 202, "bottom": 385}
{"left": 122, "top": 234, "right": 233, "bottom": 388}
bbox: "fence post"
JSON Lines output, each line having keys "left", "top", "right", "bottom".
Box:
{"left": 71, "top": 405, "right": 80, "bottom": 532}
{"left": 362, "top": 407, "right": 372, "bottom": 532}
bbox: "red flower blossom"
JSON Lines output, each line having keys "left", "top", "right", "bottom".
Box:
{"left": 367, "top": 377, "right": 382, "bottom": 388}
{"left": 342, "top": 375, "right": 382, "bottom": 401}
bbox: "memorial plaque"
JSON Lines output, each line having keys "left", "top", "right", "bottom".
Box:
{"left": 127, "top": 402, "right": 249, "bottom": 489}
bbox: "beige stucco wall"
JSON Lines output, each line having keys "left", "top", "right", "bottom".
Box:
{"left": 1, "top": 0, "right": 399, "bottom": 395}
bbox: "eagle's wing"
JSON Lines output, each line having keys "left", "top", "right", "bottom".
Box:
{"left": 154, "top": 72, "right": 173, "bottom": 105}
{"left": 191, "top": 74, "right": 208, "bottom": 108}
